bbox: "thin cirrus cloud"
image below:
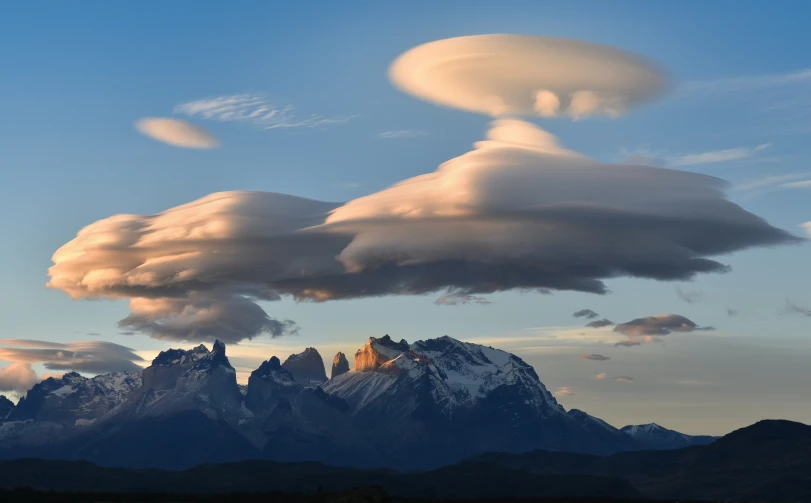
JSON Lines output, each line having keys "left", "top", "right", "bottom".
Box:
{"left": 174, "top": 94, "right": 354, "bottom": 130}
{"left": 667, "top": 144, "right": 771, "bottom": 167}
{"left": 675, "top": 285, "right": 704, "bottom": 304}
{"left": 435, "top": 294, "right": 491, "bottom": 306}
{"left": 135, "top": 117, "right": 219, "bottom": 149}
{"left": 378, "top": 130, "right": 429, "bottom": 139}
{"left": 782, "top": 300, "right": 811, "bottom": 317}
{"left": 46, "top": 36, "right": 798, "bottom": 345}
{"left": 613, "top": 314, "right": 714, "bottom": 347}
{"left": 389, "top": 34, "right": 667, "bottom": 119}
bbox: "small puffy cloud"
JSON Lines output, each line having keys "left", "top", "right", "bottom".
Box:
{"left": 0, "top": 362, "right": 39, "bottom": 394}
{"left": 553, "top": 386, "right": 577, "bottom": 397}
{"left": 174, "top": 94, "right": 353, "bottom": 130}
{"left": 616, "top": 376, "right": 635, "bottom": 382}
{"left": 572, "top": 309, "right": 599, "bottom": 319}
{"left": 135, "top": 118, "right": 219, "bottom": 149}
{"left": 675, "top": 285, "right": 703, "bottom": 304}
{"left": 581, "top": 353, "right": 610, "bottom": 361}
{"left": 48, "top": 120, "right": 796, "bottom": 344}
{"left": 389, "top": 34, "right": 667, "bottom": 119}
{"left": 378, "top": 130, "right": 429, "bottom": 139}
{"left": 594, "top": 372, "right": 607, "bottom": 380}
{"left": 614, "top": 314, "right": 713, "bottom": 346}
{"left": 586, "top": 319, "right": 614, "bottom": 328}
{"left": 0, "top": 340, "right": 145, "bottom": 374}
{"left": 435, "top": 294, "right": 491, "bottom": 306}
{"left": 802, "top": 222, "right": 811, "bottom": 237}
{"left": 783, "top": 300, "right": 811, "bottom": 317}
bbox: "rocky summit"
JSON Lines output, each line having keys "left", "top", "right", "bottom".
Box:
{"left": 0, "top": 335, "right": 715, "bottom": 470}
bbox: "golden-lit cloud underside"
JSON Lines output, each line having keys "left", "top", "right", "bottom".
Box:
{"left": 388, "top": 34, "right": 667, "bottom": 119}
{"left": 47, "top": 119, "right": 797, "bottom": 344}
{"left": 135, "top": 117, "right": 219, "bottom": 149}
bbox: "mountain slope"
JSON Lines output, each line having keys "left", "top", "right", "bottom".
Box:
{"left": 621, "top": 422, "right": 716, "bottom": 449}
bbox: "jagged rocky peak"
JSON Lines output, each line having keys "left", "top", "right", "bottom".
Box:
{"left": 353, "top": 335, "right": 410, "bottom": 372}
{"left": 331, "top": 352, "right": 350, "bottom": 378}
{"left": 245, "top": 355, "right": 302, "bottom": 414}
{"left": 281, "top": 347, "right": 327, "bottom": 387}
{"left": 142, "top": 343, "right": 213, "bottom": 391}
{"left": 151, "top": 344, "right": 209, "bottom": 367}
{"left": 0, "top": 395, "right": 14, "bottom": 419}
{"left": 192, "top": 339, "right": 234, "bottom": 372}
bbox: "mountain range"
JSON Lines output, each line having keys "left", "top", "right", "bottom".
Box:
{"left": 0, "top": 335, "right": 715, "bottom": 470}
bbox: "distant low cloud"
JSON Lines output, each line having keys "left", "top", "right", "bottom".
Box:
{"left": 586, "top": 319, "right": 614, "bottom": 329}
{"left": 726, "top": 307, "right": 739, "bottom": 317}
{"left": 378, "top": 130, "right": 429, "bottom": 139}
{"left": 581, "top": 353, "right": 610, "bottom": 361}
{"left": 435, "top": 294, "right": 491, "bottom": 306}
{"left": 0, "top": 362, "right": 39, "bottom": 394}
{"left": 614, "top": 314, "right": 713, "bottom": 346}
{"left": 175, "top": 94, "right": 354, "bottom": 131}
{"left": 616, "top": 376, "right": 635, "bottom": 382}
{"left": 135, "top": 118, "right": 219, "bottom": 149}
{"left": 594, "top": 373, "right": 607, "bottom": 380}
{"left": 553, "top": 386, "right": 577, "bottom": 397}
{"left": 783, "top": 300, "right": 811, "bottom": 317}
{"left": 573, "top": 309, "right": 599, "bottom": 319}
{"left": 675, "top": 285, "right": 704, "bottom": 304}
{"left": 0, "top": 340, "right": 145, "bottom": 374}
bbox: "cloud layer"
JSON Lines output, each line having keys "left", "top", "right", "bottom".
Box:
{"left": 48, "top": 118, "right": 797, "bottom": 344}
{"left": 0, "top": 340, "right": 145, "bottom": 374}
{"left": 389, "top": 34, "right": 667, "bottom": 119}
{"left": 135, "top": 118, "right": 219, "bottom": 149}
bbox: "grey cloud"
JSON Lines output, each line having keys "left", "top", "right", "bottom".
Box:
{"left": 0, "top": 340, "right": 145, "bottom": 374}
{"left": 573, "top": 309, "right": 599, "bottom": 319}
{"left": 581, "top": 354, "right": 610, "bottom": 361}
{"left": 614, "top": 314, "right": 713, "bottom": 347}
{"left": 586, "top": 319, "right": 614, "bottom": 328}
{"left": 435, "top": 294, "right": 491, "bottom": 306}
{"left": 783, "top": 300, "right": 811, "bottom": 317}
{"left": 616, "top": 376, "right": 635, "bottom": 382}
{"left": 86, "top": 332, "right": 101, "bottom": 336}
{"left": 726, "top": 307, "right": 739, "bottom": 317}
{"left": 675, "top": 285, "right": 704, "bottom": 304}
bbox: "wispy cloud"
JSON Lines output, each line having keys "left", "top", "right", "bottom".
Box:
{"left": 175, "top": 94, "right": 355, "bottom": 130}
{"left": 783, "top": 180, "right": 811, "bottom": 189}
{"left": 594, "top": 373, "right": 607, "bottom": 380}
{"left": 554, "top": 386, "right": 577, "bottom": 397}
{"left": 732, "top": 172, "right": 811, "bottom": 193}
{"left": 378, "top": 130, "right": 429, "bottom": 139}
{"left": 581, "top": 353, "right": 610, "bottom": 361}
{"left": 616, "top": 376, "right": 635, "bottom": 383}
{"left": 668, "top": 144, "right": 771, "bottom": 167}
{"left": 572, "top": 309, "right": 599, "bottom": 319}
{"left": 681, "top": 68, "right": 811, "bottom": 96}
{"left": 675, "top": 285, "right": 703, "bottom": 304}
{"left": 783, "top": 299, "right": 811, "bottom": 317}
{"left": 435, "top": 294, "right": 491, "bottom": 306}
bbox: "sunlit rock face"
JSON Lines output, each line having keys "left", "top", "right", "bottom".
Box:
{"left": 331, "top": 352, "right": 350, "bottom": 379}
{"left": 353, "top": 335, "right": 410, "bottom": 372}
{"left": 281, "top": 348, "right": 328, "bottom": 388}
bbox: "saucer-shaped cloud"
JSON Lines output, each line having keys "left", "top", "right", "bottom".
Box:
{"left": 0, "top": 340, "right": 144, "bottom": 374}
{"left": 135, "top": 117, "right": 219, "bottom": 149}
{"left": 613, "top": 314, "right": 713, "bottom": 347}
{"left": 48, "top": 120, "right": 796, "bottom": 344}
{"left": 389, "top": 35, "right": 667, "bottom": 119}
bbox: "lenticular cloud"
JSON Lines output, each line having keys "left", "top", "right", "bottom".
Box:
{"left": 388, "top": 34, "right": 667, "bottom": 119}
{"left": 48, "top": 119, "right": 797, "bottom": 344}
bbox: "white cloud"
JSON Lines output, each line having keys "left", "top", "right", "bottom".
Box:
{"left": 135, "top": 118, "right": 219, "bottom": 149}
{"left": 732, "top": 172, "right": 811, "bottom": 192}
{"left": 668, "top": 145, "right": 770, "bottom": 167}
{"left": 783, "top": 180, "right": 811, "bottom": 189}
{"left": 803, "top": 222, "right": 811, "bottom": 237}
{"left": 48, "top": 120, "right": 796, "bottom": 344}
{"left": 378, "top": 130, "right": 429, "bottom": 139}
{"left": 174, "top": 94, "right": 354, "bottom": 130}
{"left": 0, "top": 362, "right": 39, "bottom": 394}
{"left": 681, "top": 68, "right": 811, "bottom": 96}
{"left": 389, "top": 34, "right": 666, "bottom": 119}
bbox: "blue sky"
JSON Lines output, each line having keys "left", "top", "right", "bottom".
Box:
{"left": 1, "top": 1, "right": 810, "bottom": 434}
